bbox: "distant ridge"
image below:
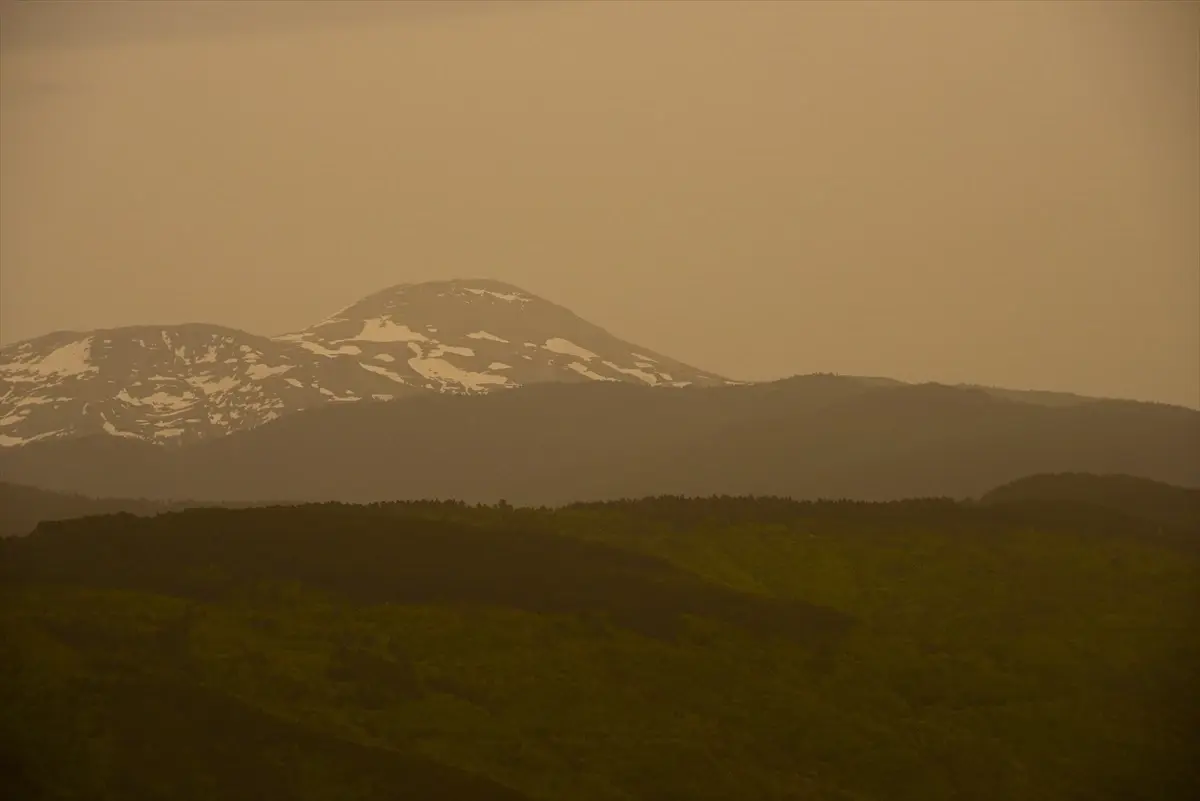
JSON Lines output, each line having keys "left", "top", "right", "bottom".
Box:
{"left": 1, "top": 376, "right": 1196, "bottom": 506}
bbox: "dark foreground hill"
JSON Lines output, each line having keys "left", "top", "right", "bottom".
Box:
{"left": 1, "top": 376, "right": 1197, "bottom": 504}
{"left": 2, "top": 496, "right": 1197, "bottom": 800}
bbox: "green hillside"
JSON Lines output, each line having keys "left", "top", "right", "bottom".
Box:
{"left": 2, "top": 496, "right": 1197, "bottom": 800}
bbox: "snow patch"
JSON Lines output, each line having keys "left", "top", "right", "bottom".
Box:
{"left": 432, "top": 344, "right": 475, "bottom": 358}
{"left": 543, "top": 338, "right": 597, "bottom": 360}
{"left": 102, "top": 419, "right": 141, "bottom": 439}
{"left": 188, "top": 375, "right": 239, "bottom": 395}
{"left": 12, "top": 395, "right": 55, "bottom": 408}
{"left": 568, "top": 362, "right": 618, "bottom": 382}
{"left": 360, "top": 362, "right": 409, "bottom": 384}
{"left": 244, "top": 363, "right": 293, "bottom": 380}
{"left": 373, "top": 354, "right": 396, "bottom": 362}
{"left": 293, "top": 340, "right": 362, "bottom": 358}
{"left": 0, "top": 431, "right": 57, "bottom": 447}
{"left": 142, "top": 390, "right": 197, "bottom": 410}
{"left": 0, "top": 337, "right": 97, "bottom": 379}
{"left": 464, "top": 287, "right": 530, "bottom": 303}
{"left": 467, "top": 330, "right": 509, "bottom": 343}
{"left": 354, "top": 318, "right": 429, "bottom": 343}
{"left": 601, "top": 361, "right": 659, "bottom": 385}
{"left": 488, "top": 362, "right": 512, "bottom": 371}
{"left": 406, "top": 343, "right": 509, "bottom": 391}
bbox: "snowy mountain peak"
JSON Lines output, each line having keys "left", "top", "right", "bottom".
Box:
{"left": 0, "top": 280, "right": 732, "bottom": 448}
{"left": 326, "top": 279, "right": 538, "bottom": 323}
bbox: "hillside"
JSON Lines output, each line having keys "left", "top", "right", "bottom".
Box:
{"left": 2, "top": 496, "right": 1196, "bottom": 800}
{"left": 1, "top": 377, "right": 1196, "bottom": 504}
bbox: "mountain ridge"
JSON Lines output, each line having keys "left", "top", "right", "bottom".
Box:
{"left": 1, "top": 375, "right": 1195, "bottom": 506}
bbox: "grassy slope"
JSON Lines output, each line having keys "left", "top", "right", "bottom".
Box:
{"left": 1, "top": 494, "right": 1197, "bottom": 800}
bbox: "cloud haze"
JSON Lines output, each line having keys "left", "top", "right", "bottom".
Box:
{"left": 1, "top": 0, "right": 1197, "bottom": 407}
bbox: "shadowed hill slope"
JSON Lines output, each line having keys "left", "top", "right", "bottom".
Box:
{"left": 1, "top": 377, "right": 1197, "bottom": 505}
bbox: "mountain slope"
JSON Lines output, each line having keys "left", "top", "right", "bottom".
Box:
{"left": 0, "top": 279, "right": 730, "bottom": 448}
{"left": 0, "top": 324, "right": 430, "bottom": 448}
{"left": 1, "top": 377, "right": 1195, "bottom": 505}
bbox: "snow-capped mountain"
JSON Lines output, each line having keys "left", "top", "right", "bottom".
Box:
{"left": 0, "top": 279, "right": 732, "bottom": 447}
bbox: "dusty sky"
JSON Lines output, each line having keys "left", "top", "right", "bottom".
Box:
{"left": 1, "top": 0, "right": 1197, "bottom": 407}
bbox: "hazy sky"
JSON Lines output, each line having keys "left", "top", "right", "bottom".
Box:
{"left": 2, "top": 0, "right": 1197, "bottom": 407}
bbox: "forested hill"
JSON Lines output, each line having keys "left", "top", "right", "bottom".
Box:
{"left": 979, "top": 472, "right": 1200, "bottom": 534}
{"left": 5, "top": 472, "right": 1198, "bottom": 540}
{"left": 2, "top": 494, "right": 1197, "bottom": 800}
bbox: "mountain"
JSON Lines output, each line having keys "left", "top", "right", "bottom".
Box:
{"left": 1, "top": 376, "right": 1196, "bottom": 505}
{"left": 0, "top": 279, "right": 730, "bottom": 448}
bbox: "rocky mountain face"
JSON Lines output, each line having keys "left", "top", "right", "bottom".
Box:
{"left": 0, "top": 279, "right": 731, "bottom": 448}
